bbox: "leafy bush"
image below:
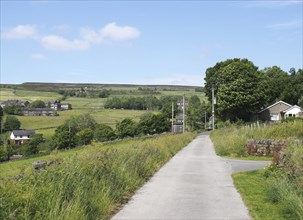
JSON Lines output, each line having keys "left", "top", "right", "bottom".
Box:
{"left": 116, "top": 118, "right": 138, "bottom": 138}
{"left": 94, "top": 124, "right": 116, "bottom": 142}
{"left": 76, "top": 128, "right": 94, "bottom": 145}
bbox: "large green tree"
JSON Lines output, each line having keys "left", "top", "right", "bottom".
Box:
{"left": 51, "top": 114, "right": 97, "bottom": 149}
{"left": 260, "top": 66, "right": 288, "bottom": 104}
{"left": 3, "top": 115, "right": 21, "bottom": 131}
{"left": 204, "top": 58, "right": 267, "bottom": 121}
{"left": 29, "top": 100, "right": 46, "bottom": 108}
{"left": 137, "top": 113, "right": 170, "bottom": 135}
{"left": 281, "top": 68, "right": 303, "bottom": 105}
{"left": 186, "top": 95, "right": 209, "bottom": 130}
{"left": 3, "top": 104, "right": 23, "bottom": 115}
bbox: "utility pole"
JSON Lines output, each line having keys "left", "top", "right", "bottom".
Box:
{"left": 183, "top": 95, "right": 185, "bottom": 133}
{"left": 212, "top": 85, "right": 215, "bottom": 130}
{"left": 205, "top": 111, "right": 207, "bottom": 130}
{"left": 171, "top": 102, "right": 174, "bottom": 134}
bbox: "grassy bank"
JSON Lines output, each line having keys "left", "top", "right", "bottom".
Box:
{"left": 210, "top": 120, "right": 303, "bottom": 158}
{"left": 228, "top": 123, "right": 303, "bottom": 219}
{"left": 233, "top": 143, "right": 303, "bottom": 219}
{"left": 0, "top": 132, "right": 196, "bottom": 220}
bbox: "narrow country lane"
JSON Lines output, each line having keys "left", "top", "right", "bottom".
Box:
{"left": 112, "top": 134, "right": 269, "bottom": 220}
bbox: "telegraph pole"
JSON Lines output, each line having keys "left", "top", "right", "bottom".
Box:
{"left": 205, "top": 111, "right": 207, "bottom": 130}
{"left": 212, "top": 85, "right": 215, "bottom": 130}
{"left": 171, "top": 102, "right": 174, "bottom": 133}
{"left": 183, "top": 95, "right": 185, "bottom": 133}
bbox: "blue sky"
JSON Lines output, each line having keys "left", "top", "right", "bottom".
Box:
{"left": 1, "top": 0, "right": 302, "bottom": 86}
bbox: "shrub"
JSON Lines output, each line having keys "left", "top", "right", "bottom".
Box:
{"left": 116, "top": 118, "right": 138, "bottom": 138}
{"left": 94, "top": 124, "right": 116, "bottom": 142}
{"left": 76, "top": 128, "right": 94, "bottom": 145}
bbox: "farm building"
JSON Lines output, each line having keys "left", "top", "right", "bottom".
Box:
{"left": 10, "top": 130, "right": 35, "bottom": 145}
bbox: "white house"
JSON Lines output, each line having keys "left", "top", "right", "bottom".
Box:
{"left": 10, "top": 130, "right": 35, "bottom": 145}
{"left": 258, "top": 101, "right": 292, "bottom": 121}
{"left": 282, "top": 105, "right": 302, "bottom": 118}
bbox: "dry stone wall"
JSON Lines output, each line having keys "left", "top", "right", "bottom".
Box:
{"left": 246, "top": 139, "right": 288, "bottom": 164}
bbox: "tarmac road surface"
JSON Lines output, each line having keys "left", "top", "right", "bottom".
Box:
{"left": 112, "top": 133, "right": 271, "bottom": 220}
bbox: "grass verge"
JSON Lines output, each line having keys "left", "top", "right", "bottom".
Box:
{"left": 210, "top": 120, "right": 303, "bottom": 158}
{"left": 233, "top": 170, "right": 282, "bottom": 220}
{"left": 0, "top": 132, "right": 196, "bottom": 220}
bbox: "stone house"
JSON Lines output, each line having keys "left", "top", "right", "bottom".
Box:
{"left": 10, "top": 130, "right": 35, "bottom": 145}
{"left": 22, "top": 108, "right": 57, "bottom": 116}
{"left": 44, "top": 100, "right": 72, "bottom": 111}
{"left": 1, "top": 100, "right": 29, "bottom": 108}
{"left": 45, "top": 100, "right": 61, "bottom": 110}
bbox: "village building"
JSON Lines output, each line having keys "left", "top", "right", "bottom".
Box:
{"left": 45, "top": 100, "right": 61, "bottom": 110}
{"left": 282, "top": 105, "right": 302, "bottom": 118}
{"left": 258, "top": 101, "right": 302, "bottom": 122}
{"left": 44, "top": 100, "right": 72, "bottom": 111}
{"left": 60, "top": 103, "right": 72, "bottom": 110}
{"left": 22, "top": 108, "right": 57, "bottom": 116}
{"left": 10, "top": 130, "right": 35, "bottom": 145}
{"left": 1, "top": 100, "right": 29, "bottom": 108}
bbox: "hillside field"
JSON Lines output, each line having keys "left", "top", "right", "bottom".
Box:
{"left": 16, "top": 109, "right": 145, "bottom": 139}
{"left": 0, "top": 83, "right": 206, "bottom": 139}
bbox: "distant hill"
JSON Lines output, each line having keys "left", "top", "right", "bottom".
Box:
{"left": 1, "top": 82, "right": 203, "bottom": 92}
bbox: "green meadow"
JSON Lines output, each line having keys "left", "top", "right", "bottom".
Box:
{"left": 16, "top": 109, "right": 145, "bottom": 139}
{"left": 0, "top": 88, "right": 61, "bottom": 102}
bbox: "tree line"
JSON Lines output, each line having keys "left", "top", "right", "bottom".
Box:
{"left": 204, "top": 58, "right": 303, "bottom": 122}
{"left": 104, "top": 95, "right": 182, "bottom": 110}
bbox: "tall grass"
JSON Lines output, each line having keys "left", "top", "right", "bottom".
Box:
{"left": 0, "top": 132, "right": 196, "bottom": 220}
{"left": 210, "top": 120, "right": 303, "bottom": 157}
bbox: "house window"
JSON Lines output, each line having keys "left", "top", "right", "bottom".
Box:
{"left": 270, "top": 113, "right": 279, "bottom": 121}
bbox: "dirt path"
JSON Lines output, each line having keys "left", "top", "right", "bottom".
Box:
{"left": 112, "top": 134, "right": 270, "bottom": 219}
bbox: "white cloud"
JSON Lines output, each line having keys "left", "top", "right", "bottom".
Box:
{"left": 41, "top": 35, "right": 90, "bottom": 51}
{"left": 1, "top": 25, "right": 37, "bottom": 39}
{"left": 53, "top": 24, "right": 71, "bottom": 32}
{"left": 80, "top": 22, "right": 141, "bottom": 44}
{"left": 2, "top": 22, "right": 140, "bottom": 51}
{"left": 30, "top": 53, "right": 47, "bottom": 60}
{"left": 80, "top": 28, "right": 103, "bottom": 44}
{"left": 100, "top": 22, "right": 141, "bottom": 41}
{"left": 267, "top": 20, "right": 303, "bottom": 30}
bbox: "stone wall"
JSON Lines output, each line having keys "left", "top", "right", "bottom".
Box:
{"left": 246, "top": 139, "right": 288, "bottom": 164}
